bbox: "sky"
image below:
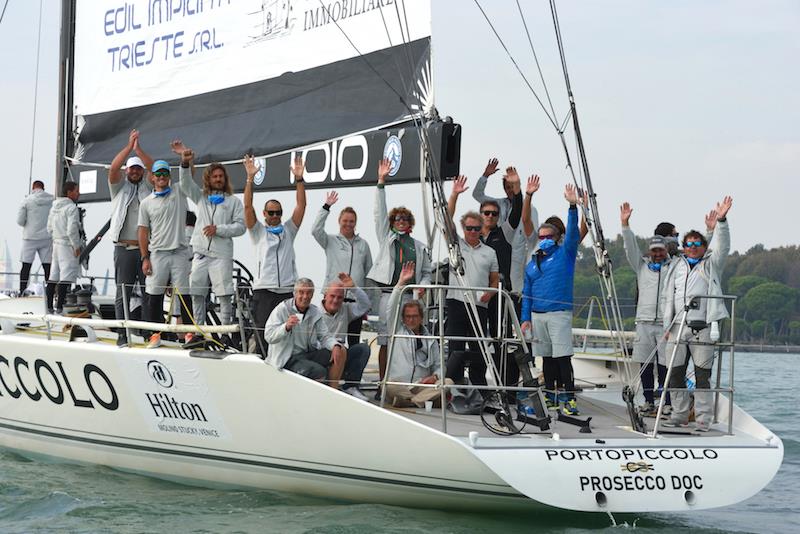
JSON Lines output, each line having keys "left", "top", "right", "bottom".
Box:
{"left": 0, "top": 0, "right": 798, "bottom": 293}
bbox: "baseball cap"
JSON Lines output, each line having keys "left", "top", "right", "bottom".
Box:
{"left": 126, "top": 156, "right": 144, "bottom": 169}
{"left": 152, "top": 160, "right": 170, "bottom": 173}
{"left": 649, "top": 236, "right": 667, "bottom": 250}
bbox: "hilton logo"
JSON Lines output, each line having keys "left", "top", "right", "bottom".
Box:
{"left": 147, "top": 360, "right": 173, "bottom": 388}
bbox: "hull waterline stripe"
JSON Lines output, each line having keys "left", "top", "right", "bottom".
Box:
{"left": 0, "top": 421, "right": 524, "bottom": 500}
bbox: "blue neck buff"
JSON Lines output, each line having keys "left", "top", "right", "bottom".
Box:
{"left": 539, "top": 238, "right": 556, "bottom": 253}
{"left": 686, "top": 256, "right": 701, "bottom": 266}
{"left": 208, "top": 193, "right": 224, "bottom": 205}
{"left": 266, "top": 225, "right": 284, "bottom": 235}
{"left": 647, "top": 262, "right": 663, "bottom": 272}
{"left": 154, "top": 187, "right": 171, "bottom": 197}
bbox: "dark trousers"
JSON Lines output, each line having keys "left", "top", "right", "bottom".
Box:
{"left": 114, "top": 246, "right": 148, "bottom": 339}
{"left": 253, "top": 289, "right": 293, "bottom": 354}
{"left": 20, "top": 262, "right": 50, "bottom": 294}
{"left": 543, "top": 355, "right": 575, "bottom": 401}
{"left": 285, "top": 349, "right": 331, "bottom": 380}
{"left": 347, "top": 316, "right": 363, "bottom": 348}
{"left": 144, "top": 292, "right": 192, "bottom": 336}
{"left": 641, "top": 362, "right": 671, "bottom": 405}
{"left": 444, "top": 299, "right": 488, "bottom": 387}
{"left": 45, "top": 282, "right": 69, "bottom": 312}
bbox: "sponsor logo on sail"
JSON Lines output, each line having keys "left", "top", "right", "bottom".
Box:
{"left": 253, "top": 158, "right": 267, "bottom": 186}
{"left": 383, "top": 135, "right": 402, "bottom": 176}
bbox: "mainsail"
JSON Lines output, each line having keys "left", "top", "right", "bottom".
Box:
{"left": 60, "top": 0, "right": 455, "bottom": 202}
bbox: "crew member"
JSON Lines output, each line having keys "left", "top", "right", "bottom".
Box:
{"left": 17, "top": 180, "right": 54, "bottom": 295}
{"left": 46, "top": 182, "right": 83, "bottom": 313}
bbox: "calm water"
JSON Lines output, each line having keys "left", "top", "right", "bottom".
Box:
{"left": 0, "top": 353, "right": 797, "bottom": 534}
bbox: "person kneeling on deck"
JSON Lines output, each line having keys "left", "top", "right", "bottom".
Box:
{"left": 320, "top": 273, "right": 372, "bottom": 400}
{"left": 264, "top": 278, "right": 346, "bottom": 389}
{"left": 383, "top": 262, "right": 453, "bottom": 408}
{"left": 662, "top": 196, "right": 732, "bottom": 432}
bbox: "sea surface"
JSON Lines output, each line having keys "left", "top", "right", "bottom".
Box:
{"left": 0, "top": 352, "right": 797, "bottom": 533}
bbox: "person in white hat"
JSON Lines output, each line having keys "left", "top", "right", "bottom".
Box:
{"left": 108, "top": 129, "right": 155, "bottom": 346}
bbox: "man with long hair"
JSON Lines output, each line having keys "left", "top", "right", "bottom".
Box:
{"left": 175, "top": 141, "right": 245, "bottom": 326}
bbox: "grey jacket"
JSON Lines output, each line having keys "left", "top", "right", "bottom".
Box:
{"left": 366, "top": 186, "right": 432, "bottom": 286}
{"left": 312, "top": 206, "right": 373, "bottom": 287}
{"left": 179, "top": 167, "right": 245, "bottom": 259}
{"left": 622, "top": 226, "right": 670, "bottom": 322}
{"left": 472, "top": 175, "right": 512, "bottom": 222}
{"left": 17, "top": 190, "right": 54, "bottom": 240}
{"left": 663, "top": 220, "right": 730, "bottom": 328}
{"left": 47, "top": 198, "right": 83, "bottom": 250}
{"left": 264, "top": 299, "right": 340, "bottom": 370}
{"left": 320, "top": 286, "right": 371, "bottom": 346}
{"left": 109, "top": 178, "right": 152, "bottom": 242}
{"left": 385, "top": 286, "right": 441, "bottom": 382}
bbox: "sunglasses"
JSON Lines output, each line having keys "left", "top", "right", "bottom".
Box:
{"left": 394, "top": 215, "right": 411, "bottom": 222}
{"left": 482, "top": 210, "right": 499, "bottom": 217}
{"left": 266, "top": 210, "right": 283, "bottom": 216}
{"left": 538, "top": 234, "right": 555, "bottom": 240}
{"left": 464, "top": 225, "right": 482, "bottom": 232}
{"left": 684, "top": 241, "right": 703, "bottom": 248}
{"left": 152, "top": 170, "right": 170, "bottom": 177}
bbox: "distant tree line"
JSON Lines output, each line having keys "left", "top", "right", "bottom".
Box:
{"left": 572, "top": 236, "right": 800, "bottom": 345}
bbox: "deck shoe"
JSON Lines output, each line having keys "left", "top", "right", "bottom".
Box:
{"left": 184, "top": 332, "right": 196, "bottom": 345}
{"left": 116, "top": 335, "right": 129, "bottom": 348}
{"left": 662, "top": 405, "right": 673, "bottom": 416}
{"left": 638, "top": 402, "right": 656, "bottom": 416}
{"left": 662, "top": 419, "right": 689, "bottom": 428}
{"left": 345, "top": 387, "right": 369, "bottom": 401}
{"left": 562, "top": 399, "right": 580, "bottom": 416}
{"left": 695, "top": 421, "right": 711, "bottom": 432}
{"left": 146, "top": 333, "right": 162, "bottom": 349}
{"left": 545, "top": 398, "right": 558, "bottom": 410}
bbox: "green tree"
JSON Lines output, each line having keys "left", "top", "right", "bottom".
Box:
{"left": 727, "top": 275, "right": 770, "bottom": 298}
{"left": 742, "top": 282, "right": 798, "bottom": 329}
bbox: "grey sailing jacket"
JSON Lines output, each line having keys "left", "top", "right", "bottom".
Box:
{"left": 179, "top": 167, "right": 245, "bottom": 259}
{"left": 311, "top": 206, "right": 373, "bottom": 287}
{"left": 366, "top": 186, "right": 432, "bottom": 287}
{"left": 385, "top": 285, "right": 441, "bottom": 382}
{"left": 109, "top": 178, "right": 152, "bottom": 242}
{"left": 320, "top": 286, "right": 372, "bottom": 347}
{"left": 264, "top": 299, "right": 340, "bottom": 370}
{"left": 622, "top": 226, "right": 670, "bottom": 323}
{"left": 47, "top": 198, "right": 82, "bottom": 250}
{"left": 662, "top": 219, "right": 730, "bottom": 328}
{"left": 17, "top": 189, "right": 54, "bottom": 240}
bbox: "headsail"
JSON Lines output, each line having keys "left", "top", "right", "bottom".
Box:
{"left": 62, "top": 0, "right": 452, "bottom": 201}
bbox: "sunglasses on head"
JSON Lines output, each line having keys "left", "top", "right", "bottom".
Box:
{"left": 684, "top": 240, "right": 703, "bottom": 248}
{"left": 482, "top": 210, "right": 499, "bottom": 217}
{"left": 394, "top": 215, "right": 411, "bottom": 222}
{"left": 153, "top": 170, "right": 170, "bottom": 177}
{"left": 464, "top": 225, "right": 482, "bottom": 232}
{"left": 266, "top": 210, "right": 283, "bottom": 216}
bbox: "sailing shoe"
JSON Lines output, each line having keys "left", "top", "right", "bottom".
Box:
{"left": 562, "top": 399, "right": 580, "bottom": 416}
{"left": 184, "top": 332, "right": 196, "bottom": 345}
{"left": 116, "top": 335, "right": 129, "bottom": 348}
{"left": 146, "top": 333, "right": 162, "bottom": 349}
{"left": 695, "top": 421, "right": 711, "bottom": 433}
{"left": 345, "top": 387, "right": 369, "bottom": 401}
{"left": 662, "top": 405, "right": 673, "bottom": 416}
{"left": 638, "top": 402, "right": 656, "bottom": 417}
{"left": 662, "top": 419, "right": 689, "bottom": 429}
{"left": 545, "top": 398, "right": 558, "bottom": 410}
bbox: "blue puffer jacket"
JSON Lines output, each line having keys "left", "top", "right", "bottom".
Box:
{"left": 521, "top": 206, "right": 579, "bottom": 319}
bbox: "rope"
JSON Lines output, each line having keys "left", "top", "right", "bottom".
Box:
{"left": 514, "top": 0, "right": 559, "bottom": 122}
{"left": 27, "top": 0, "right": 43, "bottom": 192}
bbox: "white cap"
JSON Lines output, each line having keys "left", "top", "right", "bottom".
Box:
{"left": 126, "top": 156, "right": 144, "bottom": 169}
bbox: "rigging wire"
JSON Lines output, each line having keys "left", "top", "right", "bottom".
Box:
{"left": 514, "top": 0, "right": 559, "bottom": 124}
{"left": 471, "top": 0, "right": 559, "bottom": 131}
{"left": 27, "top": 0, "right": 44, "bottom": 192}
{"left": 0, "top": 0, "right": 10, "bottom": 25}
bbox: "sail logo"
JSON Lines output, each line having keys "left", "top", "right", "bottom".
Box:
{"left": 253, "top": 158, "right": 267, "bottom": 186}
{"left": 383, "top": 136, "right": 402, "bottom": 176}
{"left": 147, "top": 360, "right": 173, "bottom": 388}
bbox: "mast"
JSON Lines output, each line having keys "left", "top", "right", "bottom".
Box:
{"left": 56, "top": 0, "right": 76, "bottom": 194}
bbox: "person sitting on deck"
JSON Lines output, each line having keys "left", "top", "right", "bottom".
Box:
{"left": 620, "top": 201, "right": 672, "bottom": 416}
{"left": 264, "top": 278, "right": 346, "bottom": 389}
{"left": 661, "top": 196, "right": 732, "bottom": 432}
{"left": 320, "top": 273, "right": 372, "bottom": 400}
{"left": 366, "top": 158, "right": 432, "bottom": 390}
{"left": 383, "top": 262, "right": 453, "bottom": 408}
{"left": 312, "top": 191, "right": 373, "bottom": 347}
{"left": 521, "top": 184, "right": 582, "bottom": 416}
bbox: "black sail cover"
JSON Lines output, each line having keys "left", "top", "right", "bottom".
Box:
{"left": 69, "top": 0, "right": 445, "bottom": 202}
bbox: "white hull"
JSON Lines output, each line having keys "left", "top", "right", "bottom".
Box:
{"left": 0, "top": 299, "right": 783, "bottom": 512}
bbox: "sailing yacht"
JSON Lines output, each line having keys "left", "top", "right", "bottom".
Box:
{"left": 0, "top": 0, "right": 783, "bottom": 513}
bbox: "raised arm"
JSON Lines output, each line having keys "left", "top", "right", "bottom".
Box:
{"left": 290, "top": 156, "right": 307, "bottom": 228}
{"left": 134, "top": 134, "right": 155, "bottom": 178}
{"left": 243, "top": 155, "right": 260, "bottom": 230}
{"left": 387, "top": 261, "right": 416, "bottom": 335}
{"left": 564, "top": 184, "right": 580, "bottom": 257}
{"left": 312, "top": 191, "right": 338, "bottom": 248}
{"left": 338, "top": 273, "right": 372, "bottom": 319}
{"left": 710, "top": 196, "right": 732, "bottom": 270}
{"left": 505, "top": 167, "right": 522, "bottom": 229}
{"left": 109, "top": 130, "right": 138, "bottom": 185}
{"left": 374, "top": 159, "right": 391, "bottom": 239}
{"left": 447, "top": 175, "right": 468, "bottom": 219}
{"left": 178, "top": 147, "right": 202, "bottom": 203}
{"left": 522, "top": 175, "right": 540, "bottom": 237}
{"left": 619, "top": 202, "right": 642, "bottom": 270}
{"left": 471, "top": 157, "right": 499, "bottom": 204}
